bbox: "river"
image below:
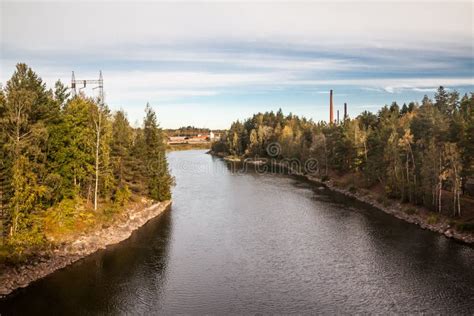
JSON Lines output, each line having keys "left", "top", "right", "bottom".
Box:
{"left": 0, "top": 150, "right": 473, "bottom": 314}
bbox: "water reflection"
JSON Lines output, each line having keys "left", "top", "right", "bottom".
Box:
{"left": 0, "top": 150, "right": 473, "bottom": 314}
{"left": 0, "top": 209, "right": 173, "bottom": 315}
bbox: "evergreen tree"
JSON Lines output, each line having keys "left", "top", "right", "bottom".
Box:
{"left": 0, "top": 64, "right": 174, "bottom": 257}
{"left": 111, "top": 110, "right": 133, "bottom": 186}
{"left": 143, "top": 104, "right": 172, "bottom": 201}
{"left": 2, "top": 64, "right": 53, "bottom": 241}
{"left": 211, "top": 94, "right": 474, "bottom": 217}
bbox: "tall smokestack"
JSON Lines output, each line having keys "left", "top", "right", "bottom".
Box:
{"left": 329, "top": 89, "right": 334, "bottom": 124}
{"left": 337, "top": 110, "right": 340, "bottom": 124}
{"left": 344, "top": 102, "right": 347, "bottom": 120}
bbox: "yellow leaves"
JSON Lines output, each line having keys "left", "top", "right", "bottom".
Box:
{"left": 397, "top": 128, "right": 414, "bottom": 149}
{"left": 280, "top": 125, "right": 293, "bottom": 141}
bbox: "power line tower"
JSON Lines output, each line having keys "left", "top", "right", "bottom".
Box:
{"left": 71, "top": 71, "right": 104, "bottom": 105}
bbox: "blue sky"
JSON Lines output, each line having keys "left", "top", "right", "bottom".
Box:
{"left": 1, "top": 1, "right": 473, "bottom": 129}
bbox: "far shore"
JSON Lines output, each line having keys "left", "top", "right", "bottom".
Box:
{"left": 167, "top": 142, "right": 211, "bottom": 152}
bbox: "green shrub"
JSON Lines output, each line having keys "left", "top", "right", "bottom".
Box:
{"left": 0, "top": 244, "right": 27, "bottom": 265}
{"left": 114, "top": 185, "right": 131, "bottom": 206}
{"left": 456, "top": 222, "right": 474, "bottom": 232}
{"left": 43, "top": 197, "right": 82, "bottom": 232}
{"left": 321, "top": 175, "right": 330, "bottom": 182}
{"left": 404, "top": 208, "right": 417, "bottom": 215}
{"left": 2, "top": 214, "right": 47, "bottom": 264}
{"left": 348, "top": 185, "right": 357, "bottom": 193}
{"left": 427, "top": 214, "right": 439, "bottom": 224}
{"left": 43, "top": 196, "right": 96, "bottom": 239}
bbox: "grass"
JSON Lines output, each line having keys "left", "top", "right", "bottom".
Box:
{"left": 427, "top": 213, "right": 439, "bottom": 225}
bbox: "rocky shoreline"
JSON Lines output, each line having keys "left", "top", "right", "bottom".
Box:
{"left": 0, "top": 200, "right": 172, "bottom": 297}
{"left": 210, "top": 152, "right": 474, "bottom": 245}
{"left": 305, "top": 175, "right": 474, "bottom": 244}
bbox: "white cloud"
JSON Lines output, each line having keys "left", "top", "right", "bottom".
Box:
{"left": 291, "top": 77, "right": 474, "bottom": 89}
{"left": 1, "top": 1, "right": 472, "bottom": 128}
{"left": 2, "top": 2, "right": 472, "bottom": 53}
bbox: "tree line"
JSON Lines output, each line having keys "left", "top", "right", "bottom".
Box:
{"left": 212, "top": 87, "right": 474, "bottom": 218}
{"left": 0, "top": 63, "right": 172, "bottom": 256}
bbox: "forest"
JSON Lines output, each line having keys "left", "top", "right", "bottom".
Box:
{"left": 0, "top": 64, "right": 172, "bottom": 260}
{"left": 212, "top": 87, "right": 474, "bottom": 223}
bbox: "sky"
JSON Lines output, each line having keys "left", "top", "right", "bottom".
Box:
{"left": 1, "top": 1, "right": 473, "bottom": 129}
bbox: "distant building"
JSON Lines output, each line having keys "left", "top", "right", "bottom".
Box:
{"left": 210, "top": 131, "right": 221, "bottom": 141}
{"left": 188, "top": 134, "right": 209, "bottom": 143}
{"left": 167, "top": 131, "right": 220, "bottom": 144}
{"left": 168, "top": 136, "right": 187, "bottom": 144}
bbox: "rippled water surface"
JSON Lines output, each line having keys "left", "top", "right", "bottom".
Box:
{"left": 1, "top": 150, "right": 473, "bottom": 314}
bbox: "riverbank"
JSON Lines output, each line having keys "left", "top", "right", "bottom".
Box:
{"left": 306, "top": 175, "right": 474, "bottom": 244}
{"left": 167, "top": 142, "right": 211, "bottom": 152}
{"left": 0, "top": 200, "right": 171, "bottom": 297}
{"left": 209, "top": 151, "right": 474, "bottom": 245}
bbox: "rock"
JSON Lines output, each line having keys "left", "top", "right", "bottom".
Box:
{"left": 444, "top": 229, "right": 454, "bottom": 238}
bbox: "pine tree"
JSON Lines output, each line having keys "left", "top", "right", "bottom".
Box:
{"left": 48, "top": 97, "right": 96, "bottom": 201}
{"left": 111, "top": 110, "right": 133, "bottom": 185}
{"left": 2, "top": 64, "right": 52, "bottom": 240}
{"left": 143, "top": 104, "right": 172, "bottom": 201}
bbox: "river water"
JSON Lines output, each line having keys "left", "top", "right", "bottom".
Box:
{"left": 1, "top": 150, "right": 473, "bottom": 314}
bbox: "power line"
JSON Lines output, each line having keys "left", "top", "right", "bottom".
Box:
{"left": 71, "top": 71, "right": 104, "bottom": 105}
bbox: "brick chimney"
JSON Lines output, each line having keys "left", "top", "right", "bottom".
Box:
{"left": 329, "top": 90, "right": 334, "bottom": 124}
{"left": 344, "top": 102, "right": 347, "bottom": 120}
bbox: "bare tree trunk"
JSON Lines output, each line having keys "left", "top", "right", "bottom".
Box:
{"left": 438, "top": 153, "right": 442, "bottom": 213}
{"left": 324, "top": 139, "right": 328, "bottom": 176}
{"left": 453, "top": 182, "right": 457, "bottom": 217}
{"left": 432, "top": 187, "right": 435, "bottom": 208}
{"left": 438, "top": 182, "right": 442, "bottom": 213}
{"left": 11, "top": 205, "right": 19, "bottom": 236}
{"left": 86, "top": 182, "right": 92, "bottom": 204}
{"left": 454, "top": 168, "right": 461, "bottom": 217}
{"left": 457, "top": 190, "right": 461, "bottom": 217}
{"left": 406, "top": 152, "right": 410, "bottom": 202}
{"left": 94, "top": 108, "right": 102, "bottom": 212}
{"left": 409, "top": 144, "right": 416, "bottom": 202}
{"left": 363, "top": 141, "right": 368, "bottom": 162}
